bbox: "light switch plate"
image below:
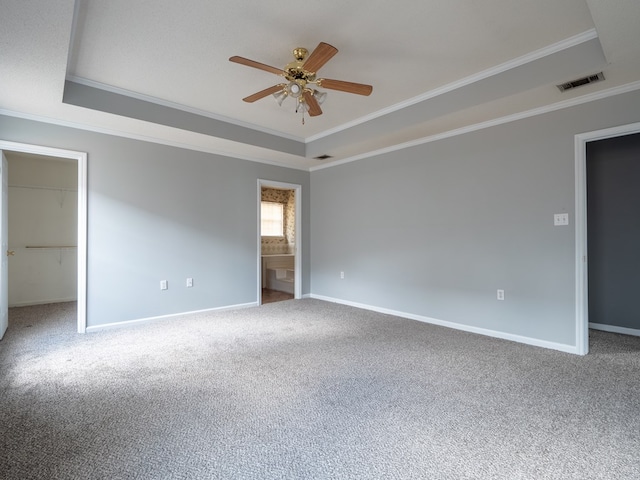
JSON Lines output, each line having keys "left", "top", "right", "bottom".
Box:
{"left": 554, "top": 213, "right": 569, "bottom": 226}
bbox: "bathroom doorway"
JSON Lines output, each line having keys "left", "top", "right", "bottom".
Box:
{"left": 257, "top": 180, "right": 301, "bottom": 305}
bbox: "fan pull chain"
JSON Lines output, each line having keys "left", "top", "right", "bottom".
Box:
{"left": 296, "top": 100, "right": 306, "bottom": 125}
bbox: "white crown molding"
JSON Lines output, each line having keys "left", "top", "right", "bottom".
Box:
{"left": 4, "top": 58, "right": 638, "bottom": 176}
{"left": 65, "top": 75, "right": 306, "bottom": 143}
{"left": 4, "top": 78, "right": 638, "bottom": 175}
{"left": 0, "top": 108, "right": 310, "bottom": 171}
{"left": 310, "top": 80, "right": 640, "bottom": 172}
{"left": 67, "top": 29, "right": 600, "bottom": 147}
{"left": 306, "top": 29, "right": 600, "bottom": 143}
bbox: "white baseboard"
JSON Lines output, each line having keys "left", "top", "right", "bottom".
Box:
{"left": 589, "top": 322, "right": 640, "bottom": 337}
{"left": 85, "top": 302, "right": 258, "bottom": 333}
{"left": 9, "top": 297, "right": 77, "bottom": 308}
{"left": 309, "top": 294, "right": 579, "bottom": 354}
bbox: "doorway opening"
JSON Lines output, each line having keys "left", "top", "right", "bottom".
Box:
{"left": 575, "top": 121, "right": 640, "bottom": 354}
{"left": 257, "top": 180, "right": 301, "bottom": 305}
{"left": 0, "top": 141, "right": 87, "bottom": 335}
{"left": 586, "top": 132, "right": 640, "bottom": 339}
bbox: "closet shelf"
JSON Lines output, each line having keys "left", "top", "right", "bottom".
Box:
{"left": 9, "top": 184, "right": 77, "bottom": 192}
{"left": 25, "top": 246, "right": 77, "bottom": 249}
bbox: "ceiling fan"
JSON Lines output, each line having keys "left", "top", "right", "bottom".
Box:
{"left": 229, "top": 42, "right": 373, "bottom": 122}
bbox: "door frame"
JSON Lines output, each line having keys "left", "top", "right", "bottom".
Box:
{"left": 257, "top": 179, "right": 302, "bottom": 304}
{"left": 574, "top": 120, "right": 640, "bottom": 354}
{"left": 0, "top": 140, "right": 88, "bottom": 333}
{"left": 1, "top": 152, "right": 8, "bottom": 339}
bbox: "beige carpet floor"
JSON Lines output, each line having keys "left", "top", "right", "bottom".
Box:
{"left": 1, "top": 300, "right": 639, "bottom": 479}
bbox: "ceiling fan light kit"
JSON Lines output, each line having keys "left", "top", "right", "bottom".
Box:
{"left": 229, "top": 42, "right": 373, "bottom": 124}
{"left": 287, "top": 82, "right": 302, "bottom": 97}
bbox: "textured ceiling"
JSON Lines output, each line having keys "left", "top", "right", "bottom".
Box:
{"left": 2, "top": 1, "right": 640, "bottom": 169}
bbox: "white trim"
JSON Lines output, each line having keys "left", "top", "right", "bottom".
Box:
{"left": 310, "top": 294, "right": 579, "bottom": 354}
{"left": 85, "top": 302, "right": 258, "bottom": 333}
{"left": 311, "top": 80, "right": 640, "bottom": 172}
{"left": 0, "top": 109, "right": 309, "bottom": 172}
{"left": 589, "top": 322, "right": 640, "bottom": 338}
{"left": 4, "top": 80, "right": 640, "bottom": 176}
{"left": 306, "top": 29, "right": 599, "bottom": 143}
{"left": 72, "top": 29, "right": 597, "bottom": 147}
{"left": 0, "top": 141, "right": 88, "bottom": 334}
{"left": 66, "top": 76, "right": 305, "bottom": 143}
{"left": 574, "top": 134, "right": 589, "bottom": 355}
{"left": 4, "top": 66, "right": 640, "bottom": 177}
{"left": 574, "top": 121, "right": 640, "bottom": 355}
{"left": 257, "top": 180, "right": 302, "bottom": 304}
{"left": 70, "top": 29, "right": 598, "bottom": 147}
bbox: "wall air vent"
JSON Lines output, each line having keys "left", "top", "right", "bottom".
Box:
{"left": 313, "top": 154, "right": 333, "bottom": 160}
{"left": 557, "top": 72, "right": 605, "bottom": 92}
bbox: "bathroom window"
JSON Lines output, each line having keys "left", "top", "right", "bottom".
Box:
{"left": 261, "top": 201, "right": 284, "bottom": 237}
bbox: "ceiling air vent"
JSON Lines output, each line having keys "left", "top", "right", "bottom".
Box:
{"left": 313, "top": 154, "right": 333, "bottom": 160}
{"left": 557, "top": 72, "right": 605, "bottom": 92}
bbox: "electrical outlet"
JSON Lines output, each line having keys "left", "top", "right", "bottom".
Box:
{"left": 186, "top": 277, "right": 193, "bottom": 288}
{"left": 340, "top": 271, "right": 345, "bottom": 279}
{"left": 497, "top": 289, "right": 505, "bottom": 301}
{"left": 160, "top": 280, "right": 168, "bottom": 290}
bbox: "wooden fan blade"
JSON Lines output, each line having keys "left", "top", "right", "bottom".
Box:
{"left": 303, "top": 91, "right": 323, "bottom": 117}
{"left": 229, "top": 56, "right": 284, "bottom": 76}
{"left": 302, "top": 42, "right": 338, "bottom": 74}
{"left": 317, "top": 78, "right": 373, "bottom": 96}
{"left": 243, "top": 84, "right": 285, "bottom": 103}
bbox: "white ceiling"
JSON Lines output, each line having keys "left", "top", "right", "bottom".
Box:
{"left": 2, "top": 1, "right": 640, "bottom": 170}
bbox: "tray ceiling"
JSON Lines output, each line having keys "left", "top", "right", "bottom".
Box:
{"left": 2, "top": 1, "right": 640, "bottom": 169}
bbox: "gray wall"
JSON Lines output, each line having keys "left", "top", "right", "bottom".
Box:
{"left": 587, "top": 133, "right": 640, "bottom": 330}
{"left": 0, "top": 116, "right": 310, "bottom": 327}
{"left": 310, "top": 89, "right": 640, "bottom": 348}
{"left": 3, "top": 88, "right": 640, "bottom": 343}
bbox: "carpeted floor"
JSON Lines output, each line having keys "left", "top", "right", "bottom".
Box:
{"left": 1, "top": 300, "right": 639, "bottom": 479}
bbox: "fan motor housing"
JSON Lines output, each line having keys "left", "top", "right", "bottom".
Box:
{"left": 285, "top": 63, "right": 316, "bottom": 83}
